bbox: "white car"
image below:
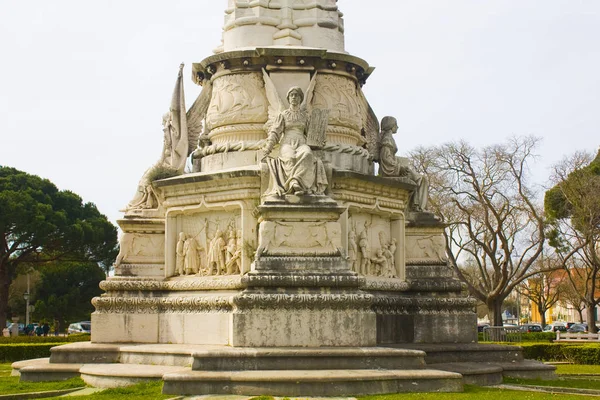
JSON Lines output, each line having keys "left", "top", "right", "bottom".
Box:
{"left": 67, "top": 321, "right": 91, "bottom": 335}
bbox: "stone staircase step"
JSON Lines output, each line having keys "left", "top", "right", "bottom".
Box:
{"left": 497, "top": 359, "right": 557, "bottom": 380}
{"left": 162, "top": 369, "right": 463, "bottom": 397}
{"left": 429, "top": 362, "right": 504, "bottom": 386}
{"left": 391, "top": 343, "right": 524, "bottom": 364}
{"left": 18, "top": 359, "right": 82, "bottom": 382}
{"left": 119, "top": 344, "right": 207, "bottom": 367}
{"left": 79, "top": 363, "right": 189, "bottom": 388}
{"left": 192, "top": 347, "right": 426, "bottom": 371}
{"left": 50, "top": 342, "right": 121, "bottom": 364}
{"left": 11, "top": 358, "right": 49, "bottom": 377}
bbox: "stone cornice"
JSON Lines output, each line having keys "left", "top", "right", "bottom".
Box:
{"left": 193, "top": 48, "right": 373, "bottom": 86}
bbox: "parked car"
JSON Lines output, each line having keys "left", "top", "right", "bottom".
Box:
{"left": 477, "top": 323, "right": 490, "bottom": 333}
{"left": 543, "top": 323, "right": 567, "bottom": 332}
{"left": 67, "top": 321, "right": 91, "bottom": 335}
{"left": 566, "top": 322, "right": 577, "bottom": 329}
{"left": 7, "top": 323, "right": 24, "bottom": 335}
{"left": 519, "top": 324, "right": 543, "bottom": 333}
{"left": 567, "top": 323, "right": 588, "bottom": 333}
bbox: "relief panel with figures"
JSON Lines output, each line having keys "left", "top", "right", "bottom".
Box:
{"left": 347, "top": 214, "right": 398, "bottom": 278}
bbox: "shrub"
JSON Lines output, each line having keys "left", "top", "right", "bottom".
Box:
{"left": 0, "top": 343, "right": 63, "bottom": 362}
{"left": 478, "top": 331, "right": 555, "bottom": 342}
{"left": 0, "top": 334, "right": 90, "bottom": 344}
{"left": 520, "top": 342, "right": 600, "bottom": 364}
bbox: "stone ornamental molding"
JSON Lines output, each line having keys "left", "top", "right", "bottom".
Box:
{"left": 363, "top": 277, "right": 410, "bottom": 292}
{"left": 372, "top": 297, "right": 477, "bottom": 315}
{"left": 406, "top": 280, "right": 466, "bottom": 293}
{"left": 243, "top": 273, "right": 363, "bottom": 288}
{"left": 405, "top": 264, "right": 455, "bottom": 279}
{"left": 99, "top": 276, "right": 245, "bottom": 292}
{"left": 193, "top": 49, "right": 373, "bottom": 87}
{"left": 232, "top": 293, "right": 373, "bottom": 311}
{"left": 92, "top": 296, "right": 233, "bottom": 314}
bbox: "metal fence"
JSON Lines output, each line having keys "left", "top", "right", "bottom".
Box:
{"left": 482, "top": 326, "right": 522, "bottom": 343}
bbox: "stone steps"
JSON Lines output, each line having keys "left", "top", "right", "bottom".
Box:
{"left": 191, "top": 347, "right": 426, "bottom": 371}
{"left": 162, "top": 369, "right": 463, "bottom": 397}
{"left": 12, "top": 343, "right": 556, "bottom": 396}
{"left": 17, "top": 359, "right": 82, "bottom": 382}
{"left": 391, "top": 343, "right": 524, "bottom": 364}
{"left": 80, "top": 363, "right": 189, "bottom": 388}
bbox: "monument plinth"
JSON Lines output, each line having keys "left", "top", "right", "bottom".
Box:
{"left": 13, "top": 1, "right": 556, "bottom": 396}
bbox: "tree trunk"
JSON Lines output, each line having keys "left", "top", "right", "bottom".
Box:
{"left": 539, "top": 304, "right": 547, "bottom": 327}
{"left": 0, "top": 261, "right": 9, "bottom": 330}
{"left": 586, "top": 305, "right": 597, "bottom": 333}
{"left": 578, "top": 309, "right": 584, "bottom": 323}
{"left": 487, "top": 298, "right": 504, "bottom": 327}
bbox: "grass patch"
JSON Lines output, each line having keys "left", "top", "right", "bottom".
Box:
{"left": 359, "top": 385, "right": 593, "bottom": 399}
{"left": 556, "top": 364, "right": 600, "bottom": 375}
{"left": 44, "top": 381, "right": 171, "bottom": 399}
{"left": 504, "top": 377, "right": 600, "bottom": 390}
{"left": 0, "top": 362, "right": 84, "bottom": 394}
{"left": 0, "top": 375, "right": 84, "bottom": 395}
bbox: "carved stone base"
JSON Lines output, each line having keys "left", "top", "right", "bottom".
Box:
{"left": 114, "top": 217, "right": 165, "bottom": 277}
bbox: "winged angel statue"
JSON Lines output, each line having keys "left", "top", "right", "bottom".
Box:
{"left": 261, "top": 70, "right": 329, "bottom": 197}
{"left": 125, "top": 64, "right": 212, "bottom": 211}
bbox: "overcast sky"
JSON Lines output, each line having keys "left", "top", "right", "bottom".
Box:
{"left": 1, "top": 1, "right": 599, "bottom": 226}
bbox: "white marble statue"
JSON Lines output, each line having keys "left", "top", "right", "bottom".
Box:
{"left": 261, "top": 71, "right": 328, "bottom": 197}
{"left": 358, "top": 226, "right": 370, "bottom": 276}
{"left": 378, "top": 116, "right": 429, "bottom": 212}
{"left": 125, "top": 64, "right": 211, "bottom": 212}
{"left": 183, "top": 236, "right": 200, "bottom": 275}
{"left": 208, "top": 229, "right": 226, "bottom": 275}
{"left": 176, "top": 232, "right": 186, "bottom": 275}
{"left": 348, "top": 229, "right": 358, "bottom": 272}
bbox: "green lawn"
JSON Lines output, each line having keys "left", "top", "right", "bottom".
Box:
{"left": 556, "top": 364, "right": 600, "bottom": 375}
{"left": 43, "top": 381, "right": 172, "bottom": 400}
{"left": 504, "top": 377, "right": 600, "bottom": 390}
{"left": 360, "top": 385, "right": 598, "bottom": 400}
{"left": 4, "top": 362, "right": 600, "bottom": 400}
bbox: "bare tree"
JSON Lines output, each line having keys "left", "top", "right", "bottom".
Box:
{"left": 546, "top": 150, "right": 600, "bottom": 332}
{"left": 411, "top": 137, "right": 547, "bottom": 326}
{"left": 558, "top": 273, "right": 586, "bottom": 323}
{"left": 518, "top": 265, "right": 562, "bottom": 327}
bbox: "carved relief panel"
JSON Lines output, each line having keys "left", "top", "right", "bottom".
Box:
{"left": 348, "top": 214, "right": 399, "bottom": 279}
{"left": 311, "top": 74, "right": 362, "bottom": 145}
{"left": 256, "top": 220, "right": 342, "bottom": 258}
{"left": 206, "top": 72, "right": 268, "bottom": 133}
{"left": 114, "top": 232, "right": 165, "bottom": 277}
{"left": 405, "top": 227, "right": 447, "bottom": 265}
{"left": 168, "top": 211, "right": 245, "bottom": 278}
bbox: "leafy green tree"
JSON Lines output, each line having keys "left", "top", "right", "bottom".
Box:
{"left": 0, "top": 166, "right": 118, "bottom": 329}
{"left": 32, "top": 262, "right": 105, "bottom": 332}
{"left": 545, "top": 150, "right": 600, "bottom": 332}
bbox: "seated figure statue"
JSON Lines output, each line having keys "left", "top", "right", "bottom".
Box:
{"left": 378, "top": 116, "right": 429, "bottom": 212}
{"left": 261, "top": 87, "right": 328, "bottom": 197}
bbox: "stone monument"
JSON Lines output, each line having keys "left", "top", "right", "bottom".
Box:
{"left": 13, "top": 1, "right": 555, "bottom": 396}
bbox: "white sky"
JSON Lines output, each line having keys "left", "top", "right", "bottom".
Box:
{"left": 1, "top": 1, "right": 599, "bottom": 226}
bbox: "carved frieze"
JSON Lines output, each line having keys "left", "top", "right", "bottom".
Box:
{"left": 92, "top": 296, "right": 233, "bottom": 314}
{"left": 348, "top": 216, "right": 399, "bottom": 279}
{"left": 114, "top": 233, "right": 165, "bottom": 272}
{"left": 99, "top": 276, "right": 244, "bottom": 292}
{"left": 311, "top": 74, "right": 362, "bottom": 140}
{"left": 372, "top": 297, "right": 477, "bottom": 315}
{"left": 405, "top": 230, "right": 447, "bottom": 264}
{"left": 206, "top": 73, "right": 268, "bottom": 131}
{"left": 170, "top": 213, "right": 246, "bottom": 278}
{"left": 256, "top": 220, "right": 342, "bottom": 258}
{"left": 232, "top": 292, "right": 373, "bottom": 311}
